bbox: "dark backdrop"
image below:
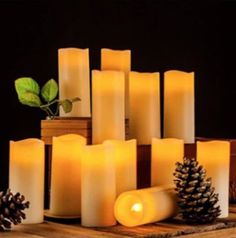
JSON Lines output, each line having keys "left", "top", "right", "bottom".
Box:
{"left": 0, "top": 0, "right": 235, "bottom": 189}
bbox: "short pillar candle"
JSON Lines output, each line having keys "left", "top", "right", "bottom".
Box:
{"left": 50, "top": 134, "right": 86, "bottom": 216}
{"left": 151, "top": 138, "right": 184, "bottom": 186}
{"left": 9, "top": 139, "right": 45, "bottom": 224}
{"left": 81, "top": 144, "right": 116, "bottom": 227}
{"left": 114, "top": 185, "right": 177, "bottom": 227}
{"left": 197, "top": 140, "right": 230, "bottom": 218}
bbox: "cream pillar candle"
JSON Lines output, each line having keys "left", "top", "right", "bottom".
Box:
{"left": 129, "top": 72, "right": 160, "bottom": 144}
{"left": 58, "top": 48, "right": 91, "bottom": 117}
{"left": 103, "top": 139, "right": 137, "bottom": 196}
{"left": 151, "top": 138, "right": 184, "bottom": 186}
{"left": 9, "top": 139, "right": 44, "bottom": 224}
{"left": 50, "top": 134, "right": 86, "bottom": 217}
{"left": 81, "top": 144, "right": 116, "bottom": 227}
{"left": 114, "top": 185, "right": 177, "bottom": 227}
{"left": 164, "top": 70, "right": 194, "bottom": 143}
{"left": 92, "top": 70, "right": 125, "bottom": 144}
{"left": 197, "top": 141, "right": 230, "bottom": 218}
{"left": 101, "top": 48, "right": 131, "bottom": 118}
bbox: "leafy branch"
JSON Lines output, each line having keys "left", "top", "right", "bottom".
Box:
{"left": 15, "top": 77, "right": 80, "bottom": 119}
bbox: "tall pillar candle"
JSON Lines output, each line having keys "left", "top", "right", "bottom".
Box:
{"left": 50, "top": 134, "right": 86, "bottom": 216}
{"left": 9, "top": 139, "right": 44, "bottom": 224}
{"left": 129, "top": 72, "right": 160, "bottom": 144}
{"left": 197, "top": 140, "right": 230, "bottom": 218}
{"left": 101, "top": 48, "right": 131, "bottom": 118}
{"left": 92, "top": 70, "right": 125, "bottom": 144}
{"left": 81, "top": 144, "right": 116, "bottom": 227}
{"left": 114, "top": 185, "right": 177, "bottom": 227}
{"left": 58, "top": 48, "right": 91, "bottom": 117}
{"left": 164, "top": 70, "right": 194, "bottom": 143}
{"left": 151, "top": 138, "right": 184, "bottom": 186}
{"left": 103, "top": 139, "right": 137, "bottom": 196}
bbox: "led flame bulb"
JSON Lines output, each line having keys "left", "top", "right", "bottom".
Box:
{"left": 131, "top": 203, "right": 143, "bottom": 213}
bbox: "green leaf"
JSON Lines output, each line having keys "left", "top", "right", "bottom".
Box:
{"left": 15, "top": 77, "right": 40, "bottom": 98}
{"left": 41, "top": 79, "right": 58, "bottom": 102}
{"left": 19, "top": 92, "right": 41, "bottom": 107}
{"left": 60, "top": 99, "right": 72, "bottom": 113}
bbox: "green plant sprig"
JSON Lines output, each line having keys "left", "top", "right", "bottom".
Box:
{"left": 15, "top": 77, "right": 80, "bottom": 119}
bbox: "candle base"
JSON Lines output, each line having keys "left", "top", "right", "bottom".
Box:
{"left": 44, "top": 210, "right": 81, "bottom": 219}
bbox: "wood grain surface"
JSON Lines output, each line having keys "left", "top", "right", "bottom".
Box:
{"left": 2, "top": 212, "right": 236, "bottom": 238}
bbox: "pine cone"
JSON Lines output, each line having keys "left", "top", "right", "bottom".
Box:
{"left": 0, "top": 189, "right": 30, "bottom": 231}
{"left": 174, "top": 157, "right": 221, "bottom": 224}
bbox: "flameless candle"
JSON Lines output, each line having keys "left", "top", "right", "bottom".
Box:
{"left": 58, "top": 48, "right": 91, "bottom": 117}
{"left": 101, "top": 48, "right": 131, "bottom": 118}
{"left": 9, "top": 139, "right": 44, "bottom": 224}
{"left": 129, "top": 72, "right": 160, "bottom": 144}
{"left": 92, "top": 70, "right": 125, "bottom": 144}
{"left": 81, "top": 144, "right": 116, "bottom": 227}
{"left": 103, "top": 139, "right": 137, "bottom": 196}
{"left": 50, "top": 134, "right": 86, "bottom": 217}
{"left": 114, "top": 185, "right": 177, "bottom": 227}
{"left": 151, "top": 138, "right": 184, "bottom": 186}
{"left": 164, "top": 70, "right": 194, "bottom": 143}
{"left": 197, "top": 141, "right": 230, "bottom": 218}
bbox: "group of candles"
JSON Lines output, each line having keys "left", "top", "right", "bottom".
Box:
{"left": 59, "top": 48, "right": 194, "bottom": 144}
{"left": 8, "top": 47, "right": 230, "bottom": 227}
{"left": 9, "top": 137, "right": 229, "bottom": 227}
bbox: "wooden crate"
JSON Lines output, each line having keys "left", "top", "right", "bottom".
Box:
{"left": 41, "top": 117, "right": 92, "bottom": 145}
{"left": 41, "top": 119, "right": 236, "bottom": 206}
{"left": 41, "top": 117, "right": 129, "bottom": 145}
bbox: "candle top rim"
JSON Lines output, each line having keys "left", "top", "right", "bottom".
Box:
{"left": 58, "top": 47, "right": 89, "bottom": 52}
{"left": 10, "top": 138, "right": 44, "bottom": 145}
{"left": 196, "top": 140, "right": 230, "bottom": 146}
{"left": 101, "top": 48, "right": 131, "bottom": 53}
{"left": 164, "top": 70, "right": 194, "bottom": 75}
{"left": 152, "top": 137, "right": 184, "bottom": 144}
{"left": 53, "top": 134, "right": 86, "bottom": 142}
{"left": 103, "top": 139, "right": 136, "bottom": 145}
{"left": 92, "top": 69, "right": 125, "bottom": 75}
{"left": 129, "top": 71, "right": 160, "bottom": 76}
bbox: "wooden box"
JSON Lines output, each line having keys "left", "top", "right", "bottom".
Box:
{"left": 41, "top": 118, "right": 236, "bottom": 207}
{"left": 41, "top": 117, "right": 92, "bottom": 145}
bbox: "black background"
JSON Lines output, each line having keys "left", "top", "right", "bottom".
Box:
{"left": 0, "top": 0, "right": 235, "bottom": 189}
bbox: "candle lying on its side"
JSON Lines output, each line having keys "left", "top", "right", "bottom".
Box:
{"left": 103, "top": 139, "right": 137, "bottom": 196}
{"left": 151, "top": 138, "right": 184, "bottom": 186}
{"left": 114, "top": 185, "right": 177, "bottom": 227}
{"left": 9, "top": 139, "right": 45, "bottom": 224}
{"left": 197, "top": 140, "right": 230, "bottom": 218}
{"left": 50, "top": 134, "right": 86, "bottom": 217}
{"left": 81, "top": 144, "right": 116, "bottom": 227}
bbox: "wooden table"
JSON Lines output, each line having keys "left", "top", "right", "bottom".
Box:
{"left": 3, "top": 212, "right": 236, "bottom": 238}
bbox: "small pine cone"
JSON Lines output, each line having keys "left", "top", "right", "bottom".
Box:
{"left": 174, "top": 157, "right": 221, "bottom": 224}
{"left": 0, "top": 189, "right": 30, "bottom": 231}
